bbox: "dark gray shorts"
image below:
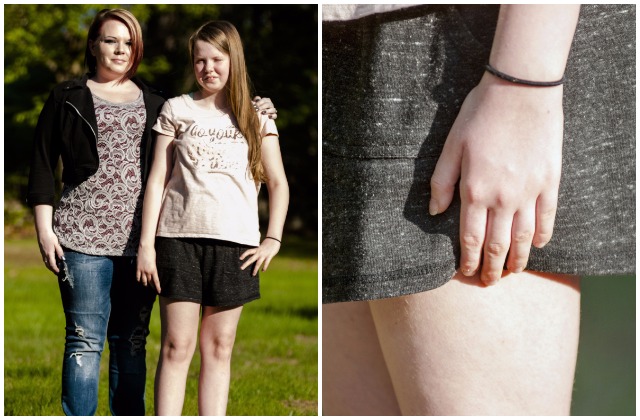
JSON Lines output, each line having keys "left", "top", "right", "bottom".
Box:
{"left": 155, "top": 237, "right": 260, "bottom": 307}
{"left": 322, "top": 5, "right": 636, "bottom": 303}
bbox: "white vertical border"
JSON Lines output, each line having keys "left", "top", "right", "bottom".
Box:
{"left": 316, "top": 2, "right": 323, "bottom": 416}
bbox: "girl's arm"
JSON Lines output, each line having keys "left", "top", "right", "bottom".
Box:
{"left": 34, "top": 204, "right": 64, "bottom": 274}
{"left": 240, "top": 135, "right": 289, "bottom": 276}
{"left": 136, "top": 133, "right": 174, "bottom": 293}
{"left": 429, "top": 5, "right": 580, "bottom": 285}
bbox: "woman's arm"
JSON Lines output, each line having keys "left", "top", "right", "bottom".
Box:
{"left": 34, "top": 204, "right": 65, "bottom": 274}
{"left": 240, "top": 135, "right": 290, "bottom": 276}
{"left": 429, "top": 5, "right": 580, "bottom": 285}
{"left": 136, "top": 133, "right": 174, "bottom": 293}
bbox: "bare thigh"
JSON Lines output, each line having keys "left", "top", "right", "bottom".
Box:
{"left": 369, "top": 270, "right": 581, "bottom": 415}
{"left": 322, "top": 300, "right": 401, "bottom": 415}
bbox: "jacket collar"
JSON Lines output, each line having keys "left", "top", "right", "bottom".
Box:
{"left": 62, "top": 73, "right": 162, "bottom": 96}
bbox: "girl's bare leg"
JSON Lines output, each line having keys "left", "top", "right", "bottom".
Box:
{"left": 322, "top": 300, "right": 401, "bottom": 415}
{"left": 369, "top": 270, "right": 581, "bottom": 415}
{"left": 198, "top": 305, "right": 244, "bottom": 416}
{"left": 155, "top": 298, "right": 201, "bottom": 415}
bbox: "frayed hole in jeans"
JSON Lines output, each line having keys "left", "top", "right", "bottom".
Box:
{"left": 74, "top": 323, "right": 85, "bottom": 338}
{"left": 60, "top": 259, "right": 74, "bottom": 288}
{"left": 69, "top": 352, "right": 83, "bottom": 366}
{"left": 129, "top": 305, "right": 151, "bottom": 356}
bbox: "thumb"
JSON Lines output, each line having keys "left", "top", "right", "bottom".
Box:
{"left": 429, "top": 138, "right": 462, "bottom": 216}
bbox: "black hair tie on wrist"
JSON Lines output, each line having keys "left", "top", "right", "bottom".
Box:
{"left": 485, "top": 63, "right": 565, "bottom": 87}
{"left": 265, "top": 236, "right": 281, "bottom": 243}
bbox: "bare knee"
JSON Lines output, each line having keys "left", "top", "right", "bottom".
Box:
{"left": 201, "top": 331, "right": 237, "bottom": 363}
{"left": 162, "top": 337, "right": 196, "bottom": 365}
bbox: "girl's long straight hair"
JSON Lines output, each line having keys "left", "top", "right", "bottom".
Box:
{"left": 189, "top": 21, "right": 265, "bottom": 182}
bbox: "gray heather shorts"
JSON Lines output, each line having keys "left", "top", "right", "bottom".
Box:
{"left": 155, "top": 237, "right": 260, "bottom": 307}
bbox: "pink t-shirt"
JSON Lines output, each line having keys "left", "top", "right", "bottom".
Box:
{"left": 152, "top": 93, "right": 278, "bottom": 246}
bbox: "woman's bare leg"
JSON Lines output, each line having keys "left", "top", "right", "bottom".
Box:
{"left": 369, "top": 270, "right": 581, "bottom": 416}
{"left": 322, "top": 300, "right": 401, "bottom": 415}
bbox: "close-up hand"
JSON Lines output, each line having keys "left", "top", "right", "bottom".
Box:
{"left": 429, "top": 74, "right": 564, "bottom": 285}
{"left": 252, "top": 96, "right": 278, "bottom": 119}
{"left": 136, "top": 245, "right": 161, "bottom": 293}
{"left": 240, "top": 237, "right": 281, "bottom": 276}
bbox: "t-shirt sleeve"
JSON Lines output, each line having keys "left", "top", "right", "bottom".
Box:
{"left": 259, "top": 113, "right": 279, "bottom": 138}
{"left": 152, "top": 100, "right": 178, "bottom": 137}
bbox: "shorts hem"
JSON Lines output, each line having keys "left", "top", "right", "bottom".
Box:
{"left": 159, "top": 293, "right": 261, "bottom": 307}
{"left": 322, "top": 262, "right": 455, "bottom": 304}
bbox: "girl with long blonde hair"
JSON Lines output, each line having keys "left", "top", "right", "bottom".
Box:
{"left": 136, "top": 20, "right": 289, "bottom": 415}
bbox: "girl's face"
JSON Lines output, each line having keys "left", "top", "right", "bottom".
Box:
{"left": 193, "top": 40, "right": 230, "bottom": 97}
{"left": 90, "top": 19, "right": 132, "bottom": 79}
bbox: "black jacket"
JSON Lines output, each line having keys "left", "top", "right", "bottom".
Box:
{"left": 27, "top": 74, "right": 166, "bottom": 206}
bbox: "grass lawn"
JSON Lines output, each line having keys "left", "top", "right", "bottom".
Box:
{"left": 571, "top": 275, "right": 635, "bottom": 415}
{"left": 4, "top": 235, "right": 634, "bottom": 415}
{"left": 4, "top": 237, "right": 318, "bottom": 416}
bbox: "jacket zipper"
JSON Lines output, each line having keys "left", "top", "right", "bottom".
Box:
{"left": 65, "top": 101, "right": 98, "bottom": 142}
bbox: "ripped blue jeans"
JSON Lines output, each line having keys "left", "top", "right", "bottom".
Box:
{"left": 57, "top": 250, "right": 156, "bottom": 416}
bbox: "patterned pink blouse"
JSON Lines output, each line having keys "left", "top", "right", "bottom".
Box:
{"left": 54, "top": 92, "right": 146, "bottom": 256}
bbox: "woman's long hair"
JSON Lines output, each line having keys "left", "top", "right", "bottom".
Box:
{"left": 189, "top": 21, "right": 265, "bottom": 182}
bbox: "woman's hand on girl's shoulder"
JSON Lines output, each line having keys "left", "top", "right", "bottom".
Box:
{"left": 252, "top": 96, "right": 278, "bottom": 119}
{"left": 136, "top": 245, "right": 161, "bottom": 293}
{"left": 239, "top": 238, "right": 281, "bottom": 276}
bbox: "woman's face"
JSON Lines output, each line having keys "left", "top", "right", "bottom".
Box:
{"left": 193, "top": 40, "right": 230, "bottom": 97}
{"left": 90, "top": 19, "right": 132, "bottom": 79}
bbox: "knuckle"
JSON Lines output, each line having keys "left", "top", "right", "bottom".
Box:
{"left": 461, "top": 233, "right": 483, "bottom": 250}
{"left": 493, "top": 191, "right": 511, "bottom": 208}
{"left": 461, "top": 184, "right": 481, "bottom": 203}
{"left": 492, "top": 188, "right": 519, "bottom": 208}
{"left": 539, "top": 207, "right": 557, "bottom": 220}
{"left": 513, "top": 230, "right": 533, "bottom": 243}
{"left": 509, "top": 253, "right": 528, "bottom": 267}
{"left": 486, "top": 242, "right": 506, "bottom": 257}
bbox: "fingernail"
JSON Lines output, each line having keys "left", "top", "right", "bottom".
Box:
{"left": 429, "top": 200, "right": 438, "bottom": 216}
{"left": 61, "top": 254, "right": 66, "bottom": 261}
{"left": 461, "top": 267, "right": 474, "bottom": 276}
{"left": 512, "top": 266, "right": 524, "bottom": 273}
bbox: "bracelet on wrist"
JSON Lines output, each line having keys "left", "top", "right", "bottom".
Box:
{"left": 485, "top": 63, "right": 565, "bottom": 87}
{"left": 265, "top": 236, "right": 281, "bottom": 243}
